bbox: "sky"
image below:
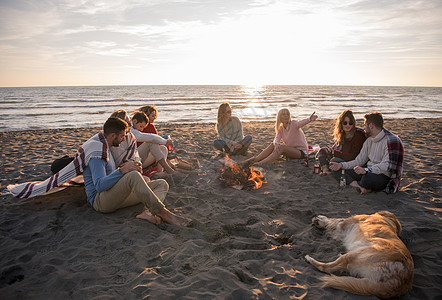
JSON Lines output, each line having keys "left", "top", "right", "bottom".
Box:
{"left": 0, "top": 0, "right": 441, "bottom": 87}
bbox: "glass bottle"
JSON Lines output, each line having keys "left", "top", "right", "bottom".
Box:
{"left": 339, "top": 169, "right": 346, "bottom": 188}
{"left": 162, "top": 135, "right": 173, "bottom": 152}
{"left": 314, "top": 158, "right": 320, "bottom": 174}
{"left": 167, "top": 136, "right": 173, "bottom": 153}
{"left": 304, "top": 151, "right": 309, "bottom": 167}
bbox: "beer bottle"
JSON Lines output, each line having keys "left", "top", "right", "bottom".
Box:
{"left": 339, "top": 169, "right": 346, "bottom": 188}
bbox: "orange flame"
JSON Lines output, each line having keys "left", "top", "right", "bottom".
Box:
{"left": 247, "top": 166, "right": 265, "bottom": 189}
{"left": 221, "top": 156, "right": 266, "bottom": 190}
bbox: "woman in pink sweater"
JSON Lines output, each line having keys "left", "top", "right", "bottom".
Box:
{"left": 247, "top": 109, "right": 317, "bottom": 165}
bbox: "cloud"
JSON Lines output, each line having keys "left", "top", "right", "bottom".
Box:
{"left": 0, "top": 3, "right": 61, "bottom": 40}
{"left": 0, "top": 0, "right": 441, "bottom": 86}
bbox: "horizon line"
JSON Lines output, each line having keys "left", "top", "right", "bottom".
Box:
{"left": 1, "top": 83, "right": 441, "bottom": 88}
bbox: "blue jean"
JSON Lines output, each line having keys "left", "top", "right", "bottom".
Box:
{"left": 316, "top": 147, "right": 333, "bottom": 170}
{"left": 213, "top": 135, "right": 252, "bottom": 155}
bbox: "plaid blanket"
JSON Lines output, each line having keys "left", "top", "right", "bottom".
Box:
{"left": 7, "top": 132, "right": 110, "bottom": 199}
{"left": 111, "top": 132, "right": 140, "bottom": 166}
{"left": 384, "top": 129, "right": 404, "bottom": 194}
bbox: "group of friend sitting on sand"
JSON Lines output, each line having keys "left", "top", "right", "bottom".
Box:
{"left": 8, "top": 103, "right": 404, "bottom": 227}
{"left": 214, "top": 102, "right": 403, "bottom": 196}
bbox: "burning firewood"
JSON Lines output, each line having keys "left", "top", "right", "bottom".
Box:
{"left": 219, "top": 156, "right": 266, "bottom": 190}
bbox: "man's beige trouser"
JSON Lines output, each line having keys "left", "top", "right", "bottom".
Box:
{"left": 93, "top": 171, "right": 167, "bottom": 214}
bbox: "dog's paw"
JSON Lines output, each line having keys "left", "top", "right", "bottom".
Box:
{"left": 312, "top": 215, "right": 328, "bottom": 228}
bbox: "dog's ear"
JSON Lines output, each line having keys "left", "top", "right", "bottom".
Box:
{"left": 377, "top": 211, "right": 402, "bottom": 235}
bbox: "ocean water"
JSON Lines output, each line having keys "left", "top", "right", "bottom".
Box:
{"left": 0, "top": 85, "right": 440, "bottom": 132}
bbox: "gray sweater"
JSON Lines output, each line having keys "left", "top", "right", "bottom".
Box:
{"left": 216, "top": 116, "right": 244, "bottom": 148}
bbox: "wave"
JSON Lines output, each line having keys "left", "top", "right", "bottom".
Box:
{"left": 1, "top": 85, "right": 441, "bottom": 132}
{"left": 0, "top": 100, "right": 28, "bottom": 104}
{"left": 24, "top": 112, "right": 74, "bottom": 117}
{"left": 52, "top": 98, "right": 127, "bottom": 103}
{"left": 409, "top": 109, "right": 442, "bottom": 114}
{"left": 0, "top": 103, "right": 131, "bottom": 110}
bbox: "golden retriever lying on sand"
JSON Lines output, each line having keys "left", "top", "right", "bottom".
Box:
{"left": 305, "top": 211, "right": 414, "bottom": 299}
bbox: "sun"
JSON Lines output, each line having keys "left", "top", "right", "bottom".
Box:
{"left": 242, "top": 84, "right": 264, "bottom": 95}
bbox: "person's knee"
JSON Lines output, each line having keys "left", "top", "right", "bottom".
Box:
{"left": 159, "top": 145, "right": 168, "bottom": 157}
{"left": 151, "top": 178, "right": 169, "bottom": 192}
{"left": 213, "top": 140, "right": 225, "bottom": 150}
{"left": 151, "top": 144, "right": 165, "bottom": 161}
{"left": 125, "top": 170, "right": 143, "bottom": 181}
{"left": 361, "top": 174, "right": 389, "bottom": 191}
{"left": 242, "top": 136, "right": 252, "bottom": 148}
{"left": 318, "top": 148, "right": 326, "bottom": 156}
{"left": 158, "top": 178, "right": 169, "bottom": 189}
{"left": 274, "top": 146, "right": 284, "bottom": 156}
{"left": 360, "top": 174, "right": 376, "bottom": 189}
{"left": 330, "top": 157, "right": 344, "bottom": 163}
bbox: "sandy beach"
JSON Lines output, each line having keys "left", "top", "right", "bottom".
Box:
{"left": 0, "top": 118, "right": 441, "bottom": 299}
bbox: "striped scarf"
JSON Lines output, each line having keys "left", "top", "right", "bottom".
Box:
{"left": 384, "top": 129, "right": 404, "bottom": 194}
{"left": 111, "top": 132, "right": 140, "bottom": 167}
{"left": 7, "top": 132, "right": 110, "bottom": 199}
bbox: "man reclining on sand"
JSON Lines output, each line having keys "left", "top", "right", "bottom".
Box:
{"left": 8, "top": 117, "right": 187, "bottom": 226}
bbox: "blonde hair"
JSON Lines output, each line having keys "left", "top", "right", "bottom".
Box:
{"left": 333, "top": 110, "right": 356, "bottom": 145}
{"left": 110, "top": 109, "right": 130, "bottom": 125}
{"left": 217, "top": 102, "right": 231, "bottom": 128}
{"left": 137, "top": 105, "right": 158, "bottom": 123}
{"left": 275, "top": 108, "right": 291, "bottom": 134}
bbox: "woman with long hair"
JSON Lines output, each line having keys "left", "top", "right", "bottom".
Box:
{"left": 214, "top": 102, "right": 252, "bottom": 155}
{"left": 138, "top": 104, "right": 159, "bottom": 136}
{"left": 316, "top": 110, "right": 366, "bottom": 177}
{"left": 245, "top": 109, "right": 317, "bottom": 165}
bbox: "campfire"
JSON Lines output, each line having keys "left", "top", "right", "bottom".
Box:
{"left": 220, "top": 156, "right": 266, "bottom": 190}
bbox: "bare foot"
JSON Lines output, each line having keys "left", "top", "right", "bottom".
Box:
{"left": 239, "top": 157, "right": 255, "bottom": 168}
{"left": 159, "top": 170, "right": 186, "bottom": 178}
{"left": 153, "top": 170, "right": 185, "bottom": 179}
{"left": 350, "top": 181, "right": 371, "bottom": 194}
{"left": 176, "top": 160, "right": 195, "bottom": 170}
{"left": 169, "top": 170, "right": 186, "bottom": 177}
{"left": 359, "top": 187, "right": 371, "bottom": 194}
{"left": 157, "top": 208, "right": 189, "bottom": 226}
{"left": 320, "top": 169, "right": 331, "bottom": 176}
{"left": 136, "top": 209, "right": 162, "bottom": 224}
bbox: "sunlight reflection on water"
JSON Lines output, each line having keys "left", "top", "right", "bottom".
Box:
{"left": 0, "top": 85, "right": 440, "bottom": 131}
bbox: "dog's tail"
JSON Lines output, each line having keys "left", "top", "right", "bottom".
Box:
{"left": 321, "top": 275, "right": 392, "bottom": 299}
